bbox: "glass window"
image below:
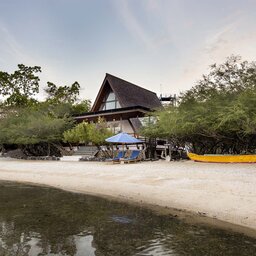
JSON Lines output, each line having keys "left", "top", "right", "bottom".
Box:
{"left": 114, "top": 125, "right": 121, "bottom": 134}
{"left": 100, "top": 103, "right": 106, "bottom": 111}
{"left": 116, "top": 101, "right": 121, "bottom": 108}
{"left": 105, "top": 101, "right": 115, "bottom": 110}
{"left": 99, "top": 90, "right": 121, "bottom": 110}
{"left": 106, "top": 92, "right": 115, "bottom": 101}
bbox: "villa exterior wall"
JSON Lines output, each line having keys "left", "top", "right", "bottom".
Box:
{"left": 107, "top": 120, "right": 135, "bottom": 135}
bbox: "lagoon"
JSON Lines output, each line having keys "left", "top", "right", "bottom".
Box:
{"left": 0, "top": 181, "right": 256, "bottom": 256}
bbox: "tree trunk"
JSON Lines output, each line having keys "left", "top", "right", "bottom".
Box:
{"left": 47, "top": 143, "right": 50, "bottom": 156}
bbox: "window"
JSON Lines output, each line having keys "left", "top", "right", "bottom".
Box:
{"left": 109, "top": 121, "right": 121, "bottom": 134}
{"left": 100, "top": 90, "right": 121, "bottom": 110}
{"left": 107, "top": 92, "right": 115, "bottom": 101}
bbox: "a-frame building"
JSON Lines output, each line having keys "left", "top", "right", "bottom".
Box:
{"left": 75, "top": 73, "right": 162, "bottom": 135}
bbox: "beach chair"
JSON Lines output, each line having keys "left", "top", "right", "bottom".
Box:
{"left": 123, "top": 150, "right": 141, "bottom": 163}
{"left": 106, "top": 151, "right": 126, "bottom": 163}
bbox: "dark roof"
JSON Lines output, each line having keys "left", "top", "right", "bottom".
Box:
{"left": 74, "top": 106, "right": 150, "bottom": 122}
{"left": 130, "top": 117, "right": 143, "bottom": 133}
{"left": 91, "top": 73, "right": 162, "bottom": 111}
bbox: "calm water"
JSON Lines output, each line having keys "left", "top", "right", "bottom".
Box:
{"left": 0, "top": 182, "right": 256, "bottom": 256}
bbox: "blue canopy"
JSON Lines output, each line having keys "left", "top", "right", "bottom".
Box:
{"left": 105, "top": 132, "right": 142, "bottom": 144}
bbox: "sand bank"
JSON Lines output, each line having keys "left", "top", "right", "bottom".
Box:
{"left": 0, "top": 158, "right": 255, "bottom": 235}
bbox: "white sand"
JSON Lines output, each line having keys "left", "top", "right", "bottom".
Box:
{"left": 0, "top": 158, "right": 255, "bottom": 232}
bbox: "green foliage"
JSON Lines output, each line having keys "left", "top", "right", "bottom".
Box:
{"left": 0, "top": 104, "right": 73, "bottom": 145}
{"left": 63, "top": 122, "right": 90, "bottom": 144}
{"left": 0, "top": 63, "right": 92, "bottom": 156}
{"left": 87, "top": 118, "right": 113, "bottom": 146}
{"left": 38, "top": 101, "right": 81, "bottom": 121}
{"left": 45, "top": 81, "right": 80, "bottom": 104}
{"left": 44, "top": 82, "right": 91, "bottom": 115}
{"left": 0, "top": 64, "right": 41, "bottom": 107}
{"left": 141, "top": 56, "right": 256, "bottom": 154}
{"left": 71, "top": 99, "right": 91, "bottom": 115}
{"left": 63, "top": 118, "right": 113, "bottom": 146}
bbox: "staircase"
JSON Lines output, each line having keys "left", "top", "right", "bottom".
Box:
{"left": 72, "top": 146, "right": 98, "bottom": 157}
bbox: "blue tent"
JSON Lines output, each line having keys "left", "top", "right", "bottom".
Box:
{"left": 105, "top": 132, "right": 142, "bottom": 144}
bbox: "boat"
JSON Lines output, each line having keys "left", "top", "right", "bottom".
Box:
{"left": 187, "top": 153, "right": 256, "bottom": 163}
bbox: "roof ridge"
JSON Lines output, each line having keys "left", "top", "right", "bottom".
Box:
{"left": 106, "top": 73, "right": 157, "bottom": 95}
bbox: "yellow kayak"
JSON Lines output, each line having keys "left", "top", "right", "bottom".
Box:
{"left": 188, "top": 153, "right": 256, "bottom": 163}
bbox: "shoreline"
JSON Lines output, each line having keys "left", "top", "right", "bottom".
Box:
{"left": 0, "top": 158, "right": 255, "bottom": 237}
{"left": 61, "top": 185, "right": 256, "bottom": 238}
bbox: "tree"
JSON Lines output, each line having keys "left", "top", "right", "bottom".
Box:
{"left": 44, "top": 81, "right": 91, "bottom": 115}
{"left": 141, "top": 56, "right": 256, "bottom": 154}
{"left": 0, "top": 104, "right": 74, "bottom": 156}
{"left": 0, "top": 64, "right": 92, "bottom": 156}
{"left": 63, "top": 122, "right": 90, "bottom": 144}
{"left": 71, "top": 99, "right": 91, "bottom": 115}
{"left": 63, "top": 118, "right": 113, "bottom": 146}
{"left": 87, "top": 118, "right": 113, "bottom": 146}
{"left": 45, "top": 81, "right": 80, "bottom": 104}
{"left": 0, "top": 64, "right": 41, "bottom": 106}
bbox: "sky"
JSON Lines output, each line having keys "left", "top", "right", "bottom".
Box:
{"left": 0, "top": 0, "right": 256, "bottom": 102}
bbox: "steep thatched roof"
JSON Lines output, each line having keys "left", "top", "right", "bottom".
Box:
{"left": 91, "top": 73, "right": 162, "bottom": 111}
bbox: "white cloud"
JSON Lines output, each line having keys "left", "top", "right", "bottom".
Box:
{"left": 112, "top": 0, "right": 176, "bottom": 51}
{"left": 168, "top": 15, "right": 256, "bottom": 94}
{"left": 0, "top": 22, "right": 33, "bottom": 65}
{"left": 112, "top": 0, "right": 153, "bottom": 49}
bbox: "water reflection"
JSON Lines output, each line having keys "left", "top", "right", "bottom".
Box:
{"left": 0, "top": 182, "right": 255, "bottom": 256}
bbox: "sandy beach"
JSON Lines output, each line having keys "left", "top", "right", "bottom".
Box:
{"left": 0, "top": 158, "right": 255, "bottom": 236}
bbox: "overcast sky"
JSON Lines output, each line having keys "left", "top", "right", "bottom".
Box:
{"left": 0, "top": 0, "right": 256, "bottom": 102}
